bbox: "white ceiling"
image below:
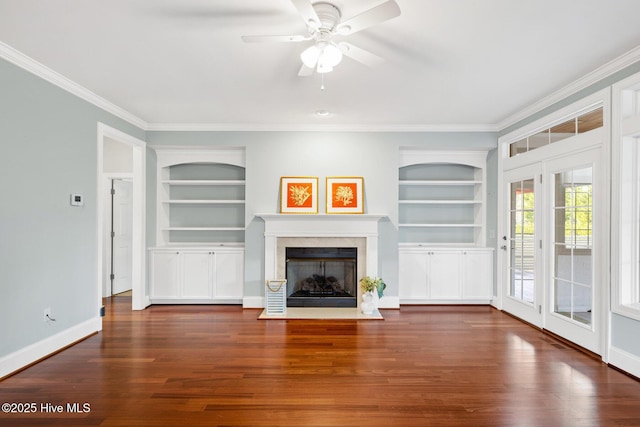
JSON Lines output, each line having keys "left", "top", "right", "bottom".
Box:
{"left": 1, "top": 0, "right": 640, "bottom": 131}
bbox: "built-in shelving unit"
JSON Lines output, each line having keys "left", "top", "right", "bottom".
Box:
{"left": 154, "top": 148, "right": 246, "bottom": 246}
{"left": 398, "top": 148, "right": 493, "bottom": 304}
{"left": 149, "top": 147, "right": 246, "bottom": 304}
{"left": 398, "top": 149, "right": 487, "bottom": 247}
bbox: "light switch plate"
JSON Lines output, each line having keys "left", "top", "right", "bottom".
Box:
{"left": 70, "top": 193, "right": 84, "bottom": 206}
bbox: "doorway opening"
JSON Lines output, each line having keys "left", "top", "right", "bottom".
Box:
{"left": 97, "top": 123, "right": 147, "bottom": 322}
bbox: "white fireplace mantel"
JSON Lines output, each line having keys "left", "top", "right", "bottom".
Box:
{"left": 255, "top": 213, "right": 387, "bottom": 307}
{"left": 256, "top": 213, "right": 386, "bottom": 237}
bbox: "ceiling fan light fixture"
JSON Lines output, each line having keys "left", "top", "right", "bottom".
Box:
{"left": 321, "top": 44, "right": 343, "bottom": 67}
{"left": 300, "top": 45, "right": 321, "bottom": 67}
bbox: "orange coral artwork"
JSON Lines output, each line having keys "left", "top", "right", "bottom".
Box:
{"left": 280, "top": 177, "right": 318, "bottom": 214}
{"left": 287, "top": 182, "right": 314, "bottom": 208}
{"left": 331, "top": 182, "right": 358, "bottom": 208}
{"left": 326, "top": 177, "right": 364, "bottom": 214}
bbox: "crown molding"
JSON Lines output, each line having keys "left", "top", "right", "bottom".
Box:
{"left": 496, "top": 45, "right": 640, "bottom": 131}
{"left": 145, "top": 122, "right": 498, "bottom": 133}
{"left": 4, "top": 40, "right": 639, "bottom": 135}
{"left": 0, "top": 42, "right": 148, "bottom": 130}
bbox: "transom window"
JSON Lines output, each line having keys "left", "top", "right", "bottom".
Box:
{"left": 509, "top": 107, "right": 603, "bottom": 157}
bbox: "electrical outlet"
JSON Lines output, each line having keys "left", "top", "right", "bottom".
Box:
{"left": 44, "top": 307, "right": 51, "bottom": 323}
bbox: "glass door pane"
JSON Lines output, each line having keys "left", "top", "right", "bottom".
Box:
{"left": 509, "top": 178, "right": 535, "bottom": 304}
{"left": 552, "top": 167, "right": 593, "bottom": 326}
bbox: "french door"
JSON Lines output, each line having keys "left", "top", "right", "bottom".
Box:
{"left": 544, "top": 150, "right": 601, "bottom": 354}
{"left": 501, "top": 150, "right": 603, "bottom": 354}
{"left": 502, "top": 163, "right": 543, "bottom": 327}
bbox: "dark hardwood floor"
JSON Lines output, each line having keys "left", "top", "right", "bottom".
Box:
{"left": 1, "top": 297, "right": 640, "bottom": 426}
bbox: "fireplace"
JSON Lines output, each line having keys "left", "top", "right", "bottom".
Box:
{"left": 255, "top": 213, "right": 387, "bottom": 312}
{"left": 286, "top": 247, "right": 357, "bottom": 307}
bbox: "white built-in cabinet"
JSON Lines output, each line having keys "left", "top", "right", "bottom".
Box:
{"left": 399, "top": 247, "right": 493, "bottom": 303}
{"left": 398, "top": 149, "right": 493, "bottom": 304}
{"left": 149, "top": 248, "right": 244, "bottom": 304}
{"left": 149, "top": 147, "right": 245, "bottom": 304}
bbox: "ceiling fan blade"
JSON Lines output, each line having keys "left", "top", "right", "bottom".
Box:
{"left": 338, "top": 42, "right": 385, "bottom": 67}
{"left": 298, "top": 63, "right": 315, "bottom": 77}
{"left": 336, "top": 0, "right": 401, "bottom": 35}
{"left": 241, "top": 34, "right": 310, "bottom": 43}
{"left": 290, "top": 0, "right": 321, "bottom": 29}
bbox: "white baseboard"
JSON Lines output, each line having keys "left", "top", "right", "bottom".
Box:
{"left": 0, "top": 317, "right": 100, "bottom": 379}
{"left": 378, "top": 296, "right": 400, "bottom": 309}
{"left": 243, "top": 296, "right": 265, "bottom": 308}
{"left": 609, "top": 346, "right": 640, "bottom": 378}
{"left": 400, "top": 299, "right": 492, "bottom": 305}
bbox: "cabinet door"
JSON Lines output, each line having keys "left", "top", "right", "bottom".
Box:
{"left": 150, "top": 251, "right": 180, "bottom": 298}
{"left": 399, "top": 251, "right": 428, "bottom": 300}
{"left": 213, "top": 250, "right": 243, "bottom": 299}
{"left": 182, "top": 251, "right": 213, "bottom": 299}
{"left": 428, "top": 251, "right": 461, "bottom": 299}
{"left": 462, "top": 251, "right": 493, "bottom": 300}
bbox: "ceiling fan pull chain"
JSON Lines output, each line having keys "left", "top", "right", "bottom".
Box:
{"left": 320, "top": 73, "right": 325, "bottom": 91}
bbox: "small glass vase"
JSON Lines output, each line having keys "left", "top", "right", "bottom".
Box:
{"left": 361, "top": 291, "right": 375, "bottom": 315}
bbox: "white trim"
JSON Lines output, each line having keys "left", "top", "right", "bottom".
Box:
{"left": 497, "top": 45, "right": 640, "bottom": 130}
{"left": 611, "top": 71, "right": 640, "bottom": 321}
{"left": 145, "top": 123, "right": 498, "bottom": 133}
{"left": 400, "top": 299, "right": 491, "bottom": 305}
{"left": 153, "top": 146, "right": 246, "bottom": 168}
{"left": 0, "top": 318, "right": 99, "bottom": 379}
{"left": 609, "top": 346, "right": 640, "bottom": 379}
{"left": 377, "top": 296, "right": 400, "bottom": 309}
{"left": 399, "top": 148, "right": 489, "bottom": 169}
{"left": 97, "top": 123, "right": 148, "bottom": 312}
{"left": 0, "top": 42, "right": 147, "bottom": 129}
{"left": 243, "top": 296, "right": 265, "bottom": 308}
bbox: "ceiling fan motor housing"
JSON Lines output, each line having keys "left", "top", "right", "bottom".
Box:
{"left": 311, "top": 2, "right": 341, "bottom": 33}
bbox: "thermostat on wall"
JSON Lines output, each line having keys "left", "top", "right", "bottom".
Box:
{"left": 70, "top": 194, "right": 84, "bottom": 206}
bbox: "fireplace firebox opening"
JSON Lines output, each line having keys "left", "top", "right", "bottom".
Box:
{"left": 286, "top": 247, "right": 357, "bottom": 307}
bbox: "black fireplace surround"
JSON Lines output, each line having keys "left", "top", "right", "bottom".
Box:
{"left": 285, "top": 247, "right": 357, "bottom": 307}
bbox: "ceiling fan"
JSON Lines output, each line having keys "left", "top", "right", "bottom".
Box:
{"left": 241, "top": 0, "right": 401, "bottom": 76}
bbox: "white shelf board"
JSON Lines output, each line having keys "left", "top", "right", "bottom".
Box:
{"left": 399, "top": 223, "right": 481, "bottom": 228}
{"left": 162, "top": 180, "right": 245, "bottom": 186}
{"left": 163, "top": 200, "right": 245, "bottom": 204}
{"left": 399, "top": 200, "right": 482, "bottom": 204}
{"left": 164, "top": 227, "right": 245, "bottom": 231}
{"left": 399, "top": 180, "right": 482, "bottom": 186}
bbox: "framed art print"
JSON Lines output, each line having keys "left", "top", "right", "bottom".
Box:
{"left": 326, "top": 176, "right": 364, "bottom": 214}
{"left": 280, "top": 176, "right": 318, "bottom": 214}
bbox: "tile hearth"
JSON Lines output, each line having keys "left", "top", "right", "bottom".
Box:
{"left": 258, "top": 307, "right": 383, "bottom": 320}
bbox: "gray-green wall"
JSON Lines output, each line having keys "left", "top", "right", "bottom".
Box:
{"left": 0, "top": 57, "right": 144, "bottom": 359}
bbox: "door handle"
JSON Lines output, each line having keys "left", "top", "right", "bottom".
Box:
{"left": 500, "top": 245, "right": 508, "bottom": 251}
